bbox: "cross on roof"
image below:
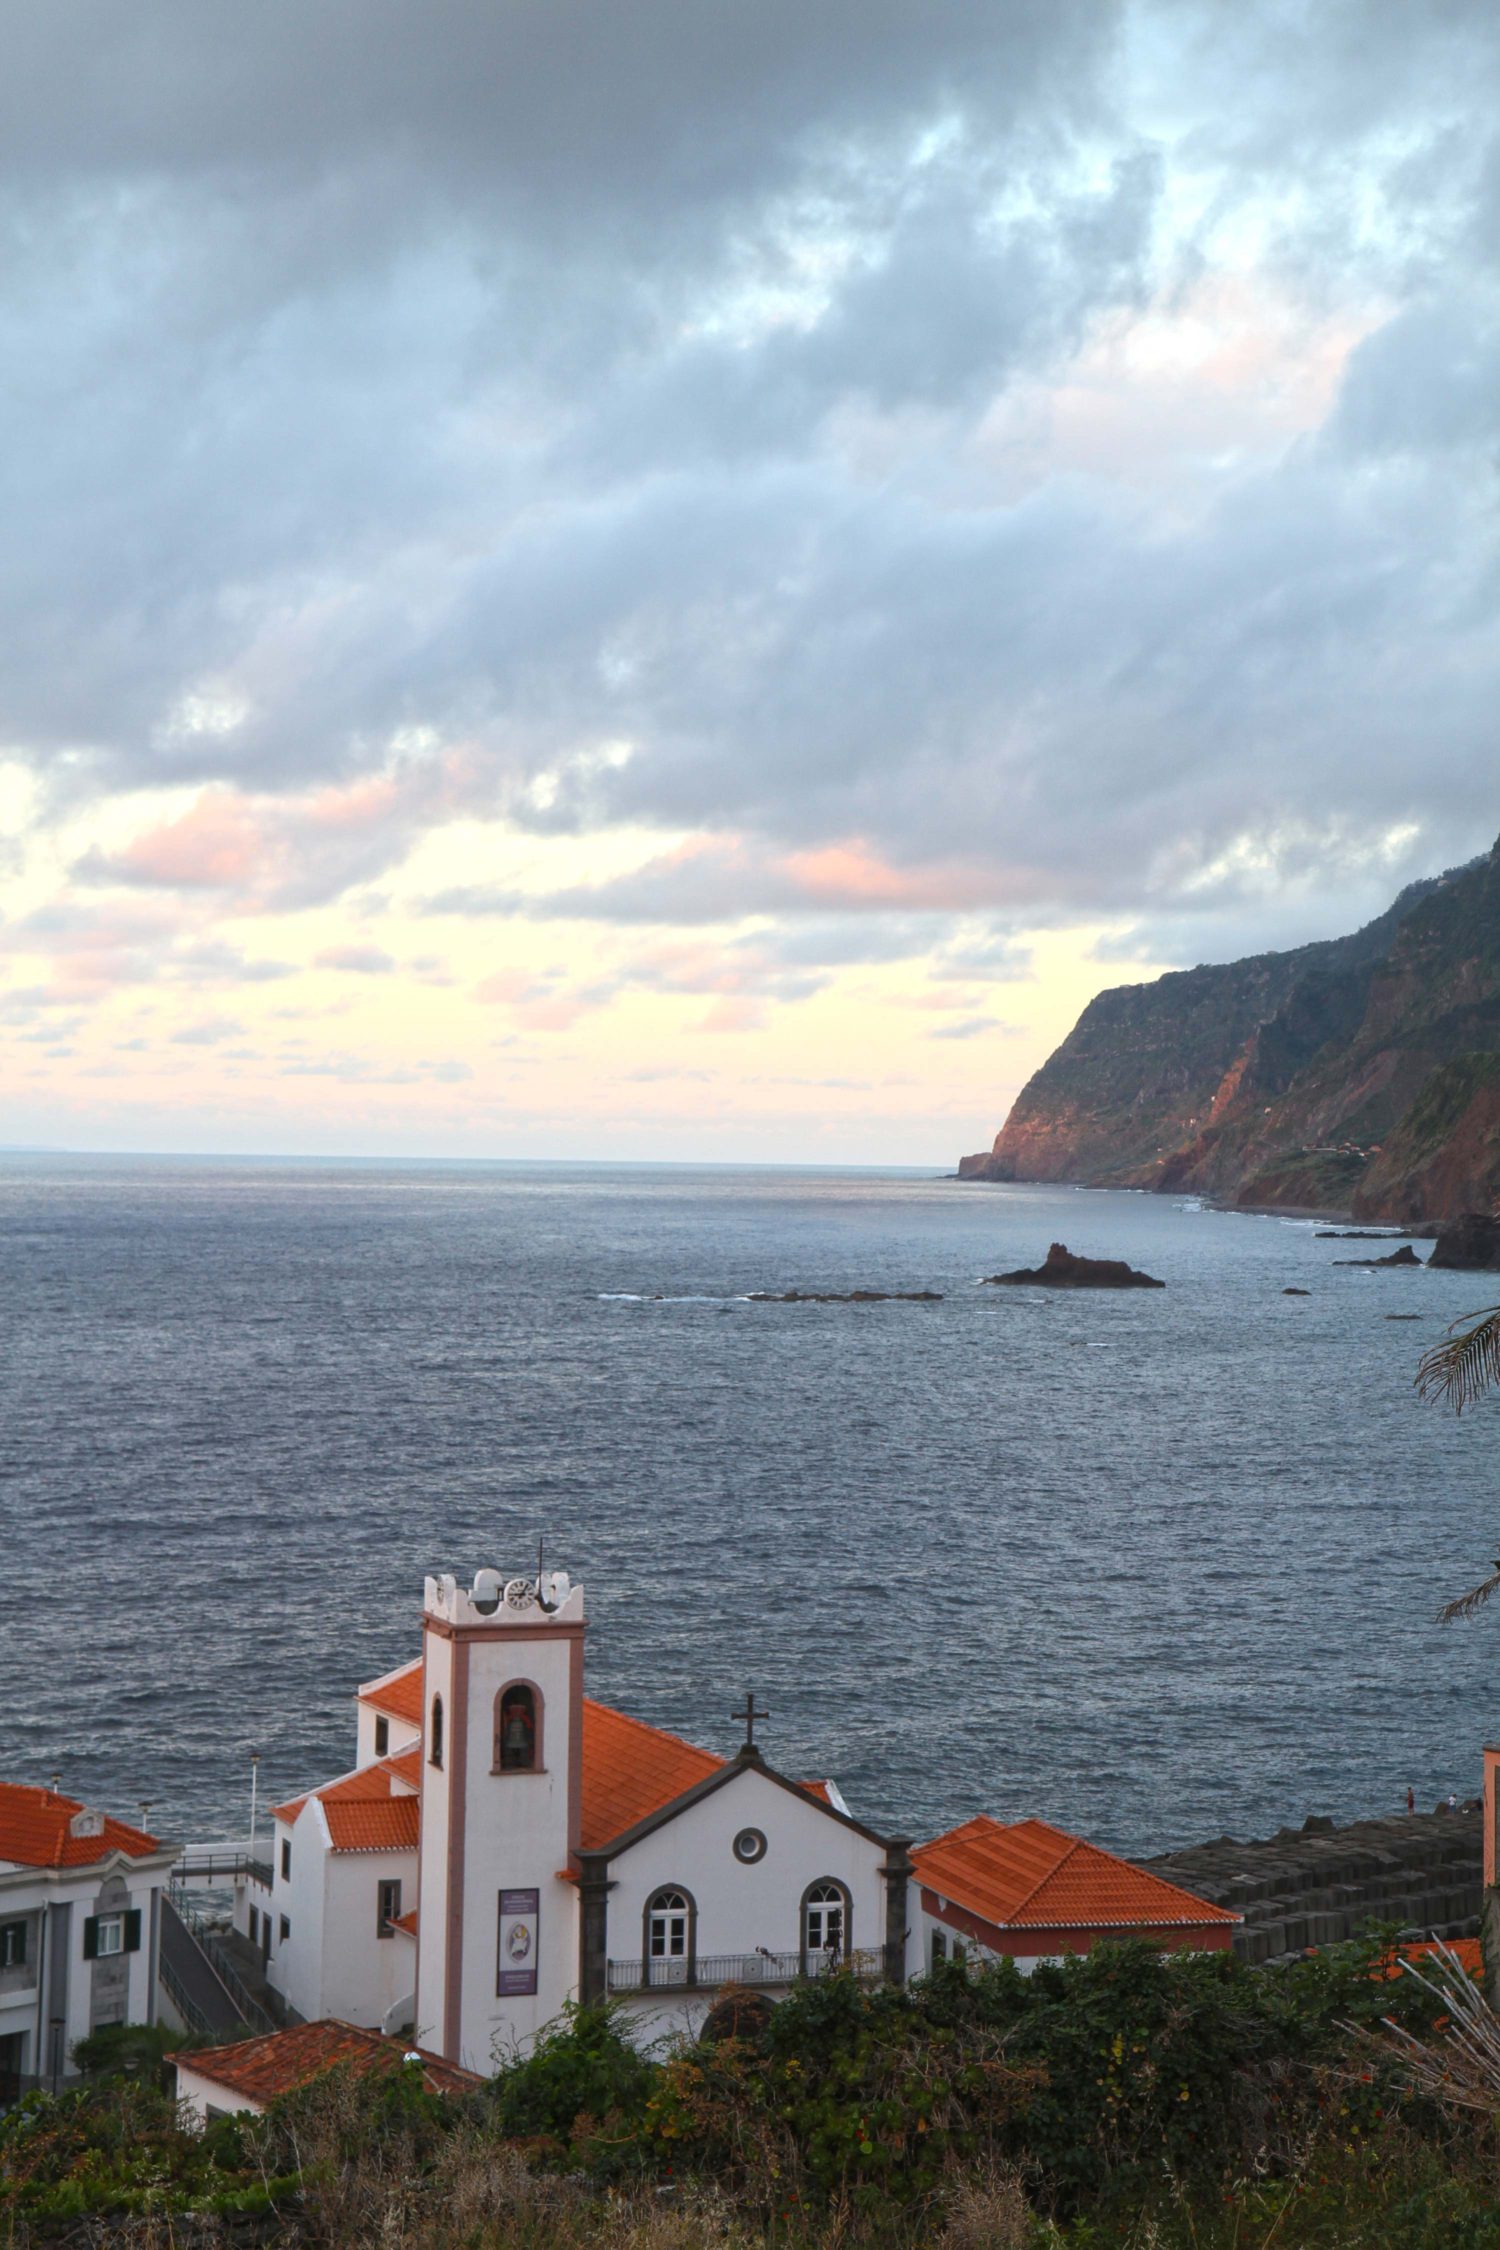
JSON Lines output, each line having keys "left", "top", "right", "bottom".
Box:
{"left": 731, "top": 1690, "right": 770, "bottom": 1752}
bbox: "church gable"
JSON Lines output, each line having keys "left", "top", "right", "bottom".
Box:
{"left": 597, "top": 1757, "right": 900, "bottom": 2000}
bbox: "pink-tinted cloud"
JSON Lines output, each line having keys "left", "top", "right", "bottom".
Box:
{"left": 102, "top": 790, "right": 263, "bottom": 890}
{"left": 695, "top": 997, "right": 765, "bottom": 1033}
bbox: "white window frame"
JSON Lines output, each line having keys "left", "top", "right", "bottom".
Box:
{"left": 648, "top": 1891, "right": 690, "bottom": 1960}
{"left": 804, "top": 1882, "right": 846, "bottom": 1955}
{"left": 94, "top": 1915, "right": 124, "bottom": 1959}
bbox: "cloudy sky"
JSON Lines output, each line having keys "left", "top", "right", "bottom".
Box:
{"left": 3, "top": 1, "right": 1497, "bottom": 1161}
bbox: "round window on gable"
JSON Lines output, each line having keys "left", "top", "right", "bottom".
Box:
{"left": 732, "top": 1827, "right": 767, "bottom": 1864}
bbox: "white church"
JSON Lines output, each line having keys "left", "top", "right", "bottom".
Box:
{"left": 242, "top": 1561, "right": 917, "bottom": 2071}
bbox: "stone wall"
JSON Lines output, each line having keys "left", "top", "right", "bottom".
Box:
{"left": 1145, "top": 1808, "right": 1482, "bottom": 1965}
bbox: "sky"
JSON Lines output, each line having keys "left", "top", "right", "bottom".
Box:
{"left": 2, "top": 0, "right": 1498, "bottom": 1163}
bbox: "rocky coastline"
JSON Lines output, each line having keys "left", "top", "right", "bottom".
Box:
{"left": 959, "top": 835, "right": 1500, "bottom": 1224}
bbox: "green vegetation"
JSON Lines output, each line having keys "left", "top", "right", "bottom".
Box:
{"left": 4, "top": 1935, "right": 1500, "bottom": 2246}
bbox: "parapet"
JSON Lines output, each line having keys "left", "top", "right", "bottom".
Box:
{"left": 424, "top": 1566, "right": 584, "bottom": 1629}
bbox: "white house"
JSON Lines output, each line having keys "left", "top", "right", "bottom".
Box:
{"left": 240, "top": 1561, "right": 916, "bottom": 2073}
{"left": 0, "top": 1781, "right": 177, "bottom": 2096}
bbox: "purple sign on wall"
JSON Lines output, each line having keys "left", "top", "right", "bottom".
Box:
{"left": 497, "top": 1888, "right": 540, "bottom": 1996}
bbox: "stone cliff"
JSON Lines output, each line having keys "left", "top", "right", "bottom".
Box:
{"left": 960, "top": 836, "right": 1500, "bottom": 1223}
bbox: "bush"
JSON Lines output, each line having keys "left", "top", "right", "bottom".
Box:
{"left": 487, "top": 2002, "right": 656, "bottom": 2155}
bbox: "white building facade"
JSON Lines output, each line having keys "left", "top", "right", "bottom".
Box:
{"left": 0, "top": 1784, "right": 176, "bottom": 2096}
{"left": 242, "top": 1562, "right": 915, "bottom": 2073}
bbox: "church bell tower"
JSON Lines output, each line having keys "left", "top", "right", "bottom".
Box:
{"left": 414, "top": 1562, "right": 585, "bottom": 2070}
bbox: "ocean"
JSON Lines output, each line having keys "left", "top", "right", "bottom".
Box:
{"left": 3, "top": 1154, "right": 1495, "bottom": 1860}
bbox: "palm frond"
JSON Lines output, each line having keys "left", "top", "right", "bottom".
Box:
{"left": 1416, "top": 1306, "right": 1500, "bottom": 1414}
{"left": 1438, "top": 1564, "right": 1500, "bottom": 1624}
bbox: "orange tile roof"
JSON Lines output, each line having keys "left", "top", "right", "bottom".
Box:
{"left": 272, "top": 1753, "right": 421, "bottom": 1852}
{"left": 915, "top": 1817, "right": 1240, "bottom": 1932}
{"left": 1379, "top": 1937, "right": 1483, "bottom": 1981}
{"left": 390, "top": 1907, "right": 418, "bottom": 1937}
{"left": 172, "top": 2019, "right": 480, "bottom": 2105}
{"left": 580, "top": 1699, "right": 723, "bottom": 1850}
{"left": 0, "top": 1782, "right": 161, "bottom": 1869}
{"left": 324, "top": 1797, "right": 421, "bottom": 1852}
{"left": 358, "top": 1660, "right": 424, "bottom": 1727}
{"left": 274, "top": 1685, "right": 723, "bottom": 1861}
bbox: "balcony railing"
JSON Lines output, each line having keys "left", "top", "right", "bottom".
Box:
{"left": 607, "top": 1947, "right": 882, "bottom": 1994}
{"left": 172, "top": 1840, "right": 274, "bottom": 1891}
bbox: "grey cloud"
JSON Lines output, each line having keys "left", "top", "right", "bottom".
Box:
{"left": 315, "top": 945, "right": 398, "bottom": 975}
{"left": 928, "top": 1016, "right": 1010, "bottom": 1040}
{"left": 3, "top": 0, "right": 1500, "bottom": 965}
{"left": 170, "top": 1016, "right": 244, "bottom": 1045}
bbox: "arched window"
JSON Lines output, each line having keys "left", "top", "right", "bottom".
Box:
{"left": 644, "top": 1887, "right": 695, "bottom": 1985}
{"left": 803, "top": 1880, "right": 849, "bottom": 1970}
{"left": 494, "top": 1682, "right": 541, "bottom": 1773}
{"left": 429, "top": 1694, "right": 444, "bottom": 1769}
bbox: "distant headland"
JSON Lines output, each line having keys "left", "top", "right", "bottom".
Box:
{"left": 959, "top": 833, "right": 1500, "bottom": 1225}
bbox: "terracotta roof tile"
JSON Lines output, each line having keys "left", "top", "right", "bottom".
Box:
{"left": 580, "top": 1700, "right": 723, "bottom": 1850}
{"left": 1379, "top": 1937, "right": 1482, "bottom": 1981}
{"left": 272, "top": 1753, "right": 421, "bottom": 1851}
{"left": 0, "top": 1782, "right": 161, "bottom": 1869}
{"left": 358, "top": 1660, "right": 424, "bottom": 1728}
{"left": 273, "top": 1685, "right": 723, "bottom": 1863}
{"left": 171, "top": 2019, "right": 480, "bottom": 2105}
{"left": 323, "top": 1797, "right": 421, "bottom": 1853}
{"left": 915, "top": 1817, "right": 1240, "bottom": 1932}
{"left": 390, "top": 1907, "right": 418, "bottom": 1937}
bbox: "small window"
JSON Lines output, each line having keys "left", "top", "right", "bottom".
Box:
{"left": 280, "top": 1838, "right": 291, "bottom": 1882}
{"left": 374, "top": 1714, "right": 390, "bottom": 1757}
{"left": 0, "top": 1919, "right": 26, "bottom": 1969}
{"left": 83, "top": 1910, "right": 140, "bottom": 1960}
{"left": 930, "top": 1927, "right": 948, "bottom": 1968}
{"left": 279, "top": 1915, "right": 291, "bottom": 1943}
{"left": 804, "top": 1882, "right": 846, "bottom": 1960}
{"left": 430, "top": 1694, "right": 444, "bottom": 1768}
{"left": 377, "top": 1879, "right": 402, "bottom": 1937}
{"left": 248, "top": 1906, "right": 260, "bottom": 1945}
{"left": 648, "top": 1889, "right": 690, "bottom": 1959}
{"left": 497, "top": 1684, "right": 538, "bottom": 1771}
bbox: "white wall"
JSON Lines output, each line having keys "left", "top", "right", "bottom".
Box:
{"left": 606, "top": 1764, "right": 899, "bottom": 1986}
{"left": 354, "top": 1703, "right": 421, "bottom": 1769}
{"left": 416, "top": 1574, "right": 587, "bottom": 2074}
{"left": 174, "top": 2060, "right": 265, "bottom": 2123}
{"left": 450, "top": 1623, "right": 581, "bottom": 2071}
{"left": 0, "top": 1857, "right": 166, "bottom": 2082}
{"left": 317, "top": 1845, "right": 418, "bottom": 2028}
{"left": 263, "top": 1812, "right": 326, "bottom": 2023}
{"left": 413, "top": 1625, "right": 454, "bottom": 2053}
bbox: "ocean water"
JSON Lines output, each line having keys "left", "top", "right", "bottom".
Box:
{"left": 3, "top": 1155, "right": 1496, "bottom": 1861}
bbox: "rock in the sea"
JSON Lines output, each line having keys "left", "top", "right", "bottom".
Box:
{"left": 1333, "top": 1244, "right": 1425, "bottom": 1267}
{"left": 1283, "top": 1286, "right": 1311, "bottom": 1295}
{"left": 984, "top": 1242, "right": 1165, "bottom": 1290}
{"left": 1316, "top": 1229, "right": 1412, "bottom": 1240}
{"left": 1428, "top": 1213, "right": 1500, "bottom": 1270}
{"left": 747, "top": 1288, "right": 942, "bottom": 1303}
